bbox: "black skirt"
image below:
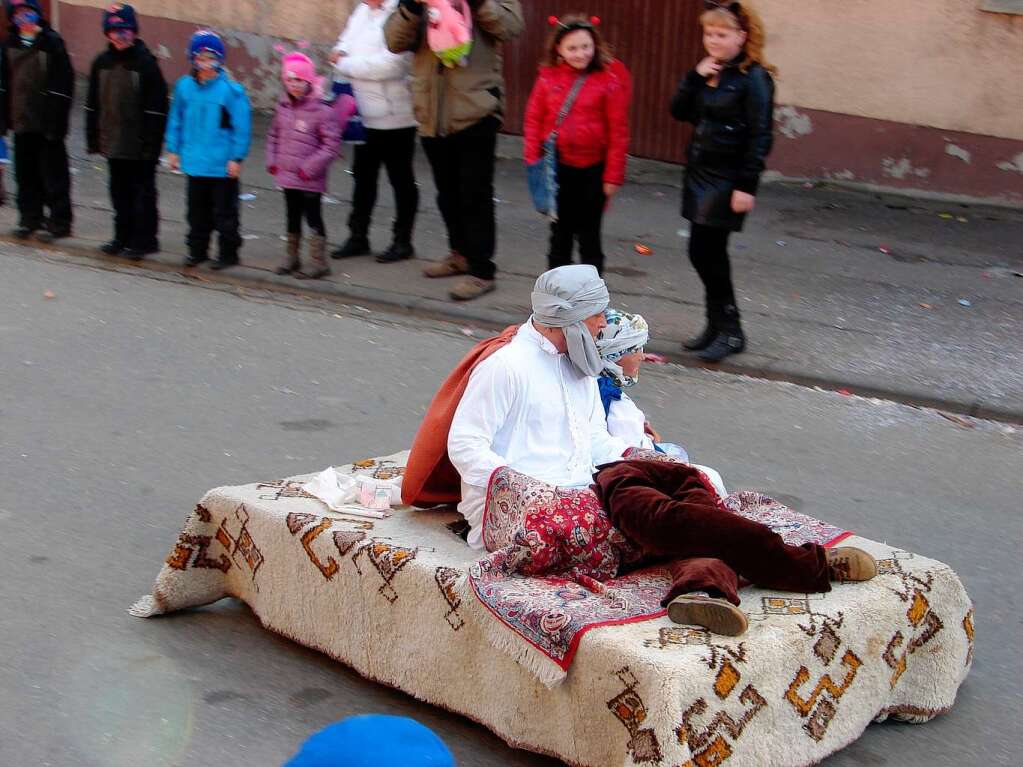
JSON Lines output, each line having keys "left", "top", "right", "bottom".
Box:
{"left": 682, "top": 164, "right": 747, "bottom": 232}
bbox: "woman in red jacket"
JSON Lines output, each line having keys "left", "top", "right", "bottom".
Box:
{"left": 523, "top": 15, "right": 631, "bottom": 276}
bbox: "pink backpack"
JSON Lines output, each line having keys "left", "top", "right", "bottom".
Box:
{"left": 425, "top": 0, "right": 473, "bottom": 68}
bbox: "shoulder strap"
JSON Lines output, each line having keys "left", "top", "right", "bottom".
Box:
{"left": 551, "top": 74, "right": 588, "bottom": 137}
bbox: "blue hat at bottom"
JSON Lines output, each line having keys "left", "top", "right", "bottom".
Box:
{"left": 284, "top": 715, "right": 455, "bottom": 767}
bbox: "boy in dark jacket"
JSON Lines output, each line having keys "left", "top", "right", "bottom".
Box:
{"left": 0, "top": 0, "right": 74, "bottom": 241}
{"left": 85, "top": 4, "right": 168, "bottom": 259}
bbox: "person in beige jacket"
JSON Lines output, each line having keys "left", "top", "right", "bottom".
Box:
{"left": 385, "top": 0, "right": 523, "bottom": 302}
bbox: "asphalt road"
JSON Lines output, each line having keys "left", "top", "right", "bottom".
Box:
{"left": 1, "top": 244, "right": 1020, "bottom": 766}
{"left": 4, "top": 105, "right": 1022, "bottom": 419}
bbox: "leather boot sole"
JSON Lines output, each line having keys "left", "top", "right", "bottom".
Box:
{"left": 667, "top": 595, "right": 748, "bottom": 636}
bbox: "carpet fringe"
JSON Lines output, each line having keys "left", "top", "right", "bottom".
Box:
{"left": 128, "top": 594, "right": 163, "bottom": 618}
{"left": 455, "top": 572, "right": 568, "bottom": 689}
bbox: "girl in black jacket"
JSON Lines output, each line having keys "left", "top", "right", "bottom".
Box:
{"left": 670, "top": 1, "right": 775, "bottom": 362}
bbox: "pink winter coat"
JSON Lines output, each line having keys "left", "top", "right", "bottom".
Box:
{"left": 266, "top": 93, "right": 345, "bottom": 193}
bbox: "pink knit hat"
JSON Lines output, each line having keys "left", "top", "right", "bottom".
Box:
{"left": 281, "top": 52, "right": 316, "bottom": 85}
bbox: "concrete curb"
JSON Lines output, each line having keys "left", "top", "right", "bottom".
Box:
{"left": 8, "top": 232, "right": 1021, "bottom": 425}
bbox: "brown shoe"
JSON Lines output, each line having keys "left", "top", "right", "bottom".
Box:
{"left": 667, "top": 593, "right": 748, "bottom": 636}
{"left": 423, "top": 251, "right": 468, "bottom": 279}
{"left": 827, "top": 546, "right": 878, "bottom": 582}
{"left": 449, "top": 275, "right": 495, "bottom": 302}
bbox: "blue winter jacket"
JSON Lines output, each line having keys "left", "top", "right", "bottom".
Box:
{"left": 164, "top": 71, "right": 251, "bottom": 178}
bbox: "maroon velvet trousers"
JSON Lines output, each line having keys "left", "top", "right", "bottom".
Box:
{"left": 593, "top": 460, "right": 832, "bottom": 606}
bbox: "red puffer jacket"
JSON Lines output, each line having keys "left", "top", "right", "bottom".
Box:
{"left": 523, "top": 59, "right": 632, "bottom": 186}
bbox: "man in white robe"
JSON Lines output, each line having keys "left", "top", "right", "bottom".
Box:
{"left": 448, "top": 264, "right": 629, "bottom": 549}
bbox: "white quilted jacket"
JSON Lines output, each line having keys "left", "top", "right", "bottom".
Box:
{"left": 333, "top": 0, "right": 417, "bottom": 131}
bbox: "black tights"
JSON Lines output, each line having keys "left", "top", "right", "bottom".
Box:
{"left": 688, "top": 223, "right": 736, "bottom": 309}
{"left": 284, "top": 189, "right": 324, "bottom": 236}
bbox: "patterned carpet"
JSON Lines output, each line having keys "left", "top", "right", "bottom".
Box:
{"left": 132, "top": 452, "right": 975, "bottom": 767}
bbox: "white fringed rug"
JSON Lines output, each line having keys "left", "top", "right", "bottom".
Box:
{"left": 132, "top": 452, "right": 975, "bottom": 767}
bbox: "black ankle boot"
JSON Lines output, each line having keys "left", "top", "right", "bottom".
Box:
{"left": 330, "top": 234, "right": 370, "bottom": 259}
{"left": 697, "top": 304, "right": 745, "bottom": 362}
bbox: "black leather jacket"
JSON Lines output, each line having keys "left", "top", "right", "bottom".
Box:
{"left": 670, "top": 57, "right": 774, "bottom": 195}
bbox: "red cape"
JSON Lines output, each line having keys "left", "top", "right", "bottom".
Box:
{"left": 402, "top": 325, "right": 518, "bottom": 506}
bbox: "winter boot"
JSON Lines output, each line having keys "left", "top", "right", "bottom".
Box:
{"left": 276, "top": 233, "right": 301, "bottom": 275}
{"left": 299, "top": 233, "right": 330, "bottom": 279}
{"left": 697, "top": 303, "right": 746, "bottom": 362}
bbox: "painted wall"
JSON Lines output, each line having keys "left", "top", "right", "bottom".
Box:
{"left": 758, "top": 0, "right": 1023, "bottom": 142}
{"left": 59, "top": 0, "right": 358, "bottom": 47}
{"left": 53, "top": 0, "right": 1023, "bottom": 200}
{"left": 57, "top": 1, "right": 358, "bottom": 110}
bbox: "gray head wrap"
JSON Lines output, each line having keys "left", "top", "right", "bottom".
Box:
{"left": 531, "top": 265, "right": 610, "bottom": 377}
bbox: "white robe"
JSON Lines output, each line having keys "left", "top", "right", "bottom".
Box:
{"left": 448, "top": 321, "right": 630, "bottom": 549}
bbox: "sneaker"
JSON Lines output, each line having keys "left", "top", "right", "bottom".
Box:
{"left": 184, "top": 254, "right": 208, "bottom": 267}
{"left": 330, "top": 235, "right": 370, "bottom": 260}
{"left": 100, "top": 240, "right": 124, "bottom": 255}
{"left": 376, "top": 241, "right": 415, "bottom": 264}
{"left": 667, "top": 593, "right": 748, "bottom": 636}
{"left": 449, "top": 275, "right": 495, "bottom": 302}
{"left": 826, "top": 546, "right": 878, "bottom": 582}
{"left": 35, "top": 228, "right": 71, "bottom": 243}
{"left": 423, "top": 251, "right": 468, "bottom": 279}
{"left": 11, "top": 226, "right": 37, "bottom": 239}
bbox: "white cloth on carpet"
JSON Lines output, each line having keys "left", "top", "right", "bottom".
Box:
{"left": 449, "top": 321, "right": 630, "bottom": 549}
{"left": 604, "top": 395, "right": 728, "bottom": 499}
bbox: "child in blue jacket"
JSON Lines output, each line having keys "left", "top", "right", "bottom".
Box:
{"left": 164, "top": 30, "right": 251, "bottom": 269}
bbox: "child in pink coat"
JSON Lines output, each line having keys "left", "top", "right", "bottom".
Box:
{"left": 266, "top": 52, "right": 351, "bottom": 278}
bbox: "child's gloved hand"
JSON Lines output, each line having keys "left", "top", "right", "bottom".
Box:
{"left": 267, "top": 165, "right": 278, "bottom": 176}
{"left": 297, "top": 168, "right": 310, "bottom": 181}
